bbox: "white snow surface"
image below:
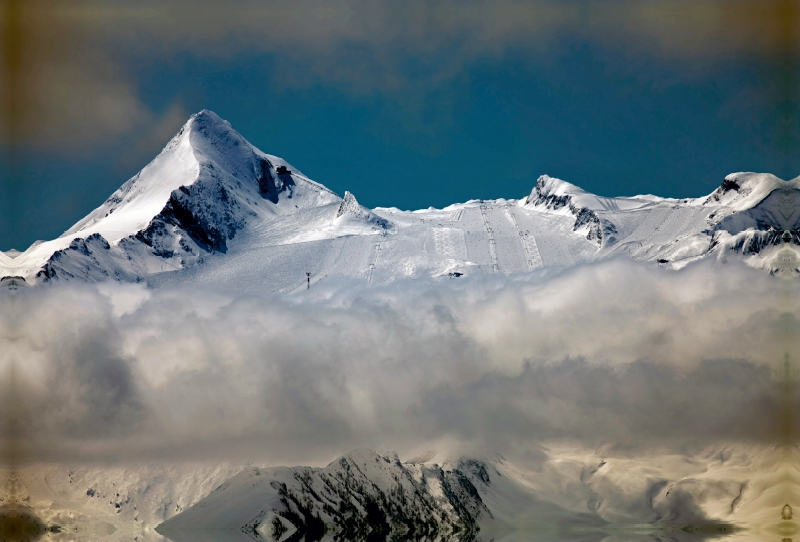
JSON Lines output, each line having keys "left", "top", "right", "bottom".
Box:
{"left": 3, "top": 111, "right": 800, "bottom": 289}
{"left": 6, "top": 461, "right": 243, "bottom": 542}
{"left": 8, "top": 445, "right": 795, "bottom": 541}
{"left": 154, "top": 445, "right": 794, "bottom": 541}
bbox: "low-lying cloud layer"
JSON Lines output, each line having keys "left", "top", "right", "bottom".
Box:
{"left": 1, "top": 258, "right": 798, "bottom": 465}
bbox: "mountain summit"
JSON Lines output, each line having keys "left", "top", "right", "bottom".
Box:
{"left": 3, "top": 110, "right": 340, "bottom": 284}
{"left": 2, "top": 111, "right": 799, "bottom": 288}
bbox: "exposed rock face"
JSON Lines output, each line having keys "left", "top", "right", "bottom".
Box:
{"left": 4, "top": 112, "right": 800, "bottom": 287}
{"left": 12, "top": 110, "right": 340, "bottom": 284}
{"left": 158, "top": 450, "right": 492, "bottom": 541}
{"left": 336, "top": 191, "right": 366, "bottom": 219}
{"left": 524, "top": 175, "right": 614, "bottom": 245}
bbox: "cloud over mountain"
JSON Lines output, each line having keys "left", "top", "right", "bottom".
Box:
{"left": 2, "top": 258, "right": 795, "bottom": 466}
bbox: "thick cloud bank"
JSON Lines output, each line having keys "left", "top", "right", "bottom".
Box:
{"left": 1, "top": 259, "right": 798, "bottom": 465}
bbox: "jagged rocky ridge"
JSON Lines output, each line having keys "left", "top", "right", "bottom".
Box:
{"left": 523, "top": 176, "right": 616, "bottom": 245}
{"left": 3, "top": 110, "right": 800, "bottom": 289}
{"left": 154, "top": 447, "right": 768, "bottom": 542}
{"left": 4, "top": 110, "right": 339, "bottom": 285}
{"left": 19, "top": 447, "right": 783, "bottom": 540}
{"left": 157, "top": 450, "right": 492, "bottom": 541}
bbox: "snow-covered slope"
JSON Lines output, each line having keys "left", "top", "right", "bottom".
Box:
{"left": 158, "top": 449, "right": 491, "bottom": 540}
{"left": 8, "top": 462, "right": 244, "bottom": 541}
{"left": 11, "top": 445, "right": 795, "bottom": 541}
{"left": 3, "top": 111, "right": 800, "bottom": 288}
{"left": 1, "top": 110, "right": 340, "bottom": 284}
{"left": 158, "top": 445, "right": 798, "bottom": 541}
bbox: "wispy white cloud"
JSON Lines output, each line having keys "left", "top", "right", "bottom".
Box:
{"left": 1, "top": 258, "right": 795, "bottom": 465}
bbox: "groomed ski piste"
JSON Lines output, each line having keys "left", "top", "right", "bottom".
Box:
{"left": 3, "top": 111, "right": 800, "bottom": 542}
{"left": 2, "top": 110, "right": 800, "bottom": 290}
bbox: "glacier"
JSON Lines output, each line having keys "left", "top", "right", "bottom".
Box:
{"left": 2, "top": 111, "right": 800, "bottom": 542}
{"left": 2, "top": 110, "right": 800, "bottom": 289}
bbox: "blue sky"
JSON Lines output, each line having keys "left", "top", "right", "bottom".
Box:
{"left": 1, "top": 0, "right": 798, "bottom": 250}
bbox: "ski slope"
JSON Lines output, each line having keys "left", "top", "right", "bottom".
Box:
{"left": 2, "top": 111, "right": 800, "bottom": 289}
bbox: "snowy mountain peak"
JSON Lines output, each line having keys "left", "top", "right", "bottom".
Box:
{"left": 159, "top": 448, "right": 491, "bottom": 538}
{"left": 523, "top": 175, "right": 591, "bottom": 211}
{"left": 4, "top": 111, "right": 341, "bottom": 283}
{"left": 522, "top": 175, "right": 620, "bottom": 246}
{"left": 186, "top": 109, "right": 281, "bottom": 181}
{"left": 186, "top": 109, "right": 253, "bottom": 153}
{"left": 62, "top": 109, "right": 336, "bottom": 248}
{"left": 189, "top": 108, "right": 228, "bottom": 130}
{"left": 332, "top": 190, "right": 391, "bottom": 232}
{"left": 703, "top": 172, "right": 789, "bottom": 211}
{"left": 2, "top": 108, "right": 799, "bottom": 286}
{"left": 336, "top": 191, "right": 365, "bottom": 218}
{"left": 524, "top": 174, "right": 667, "bottom": 213}
{"left": 530, "top": 174, "right": 586, "bottom": 199}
